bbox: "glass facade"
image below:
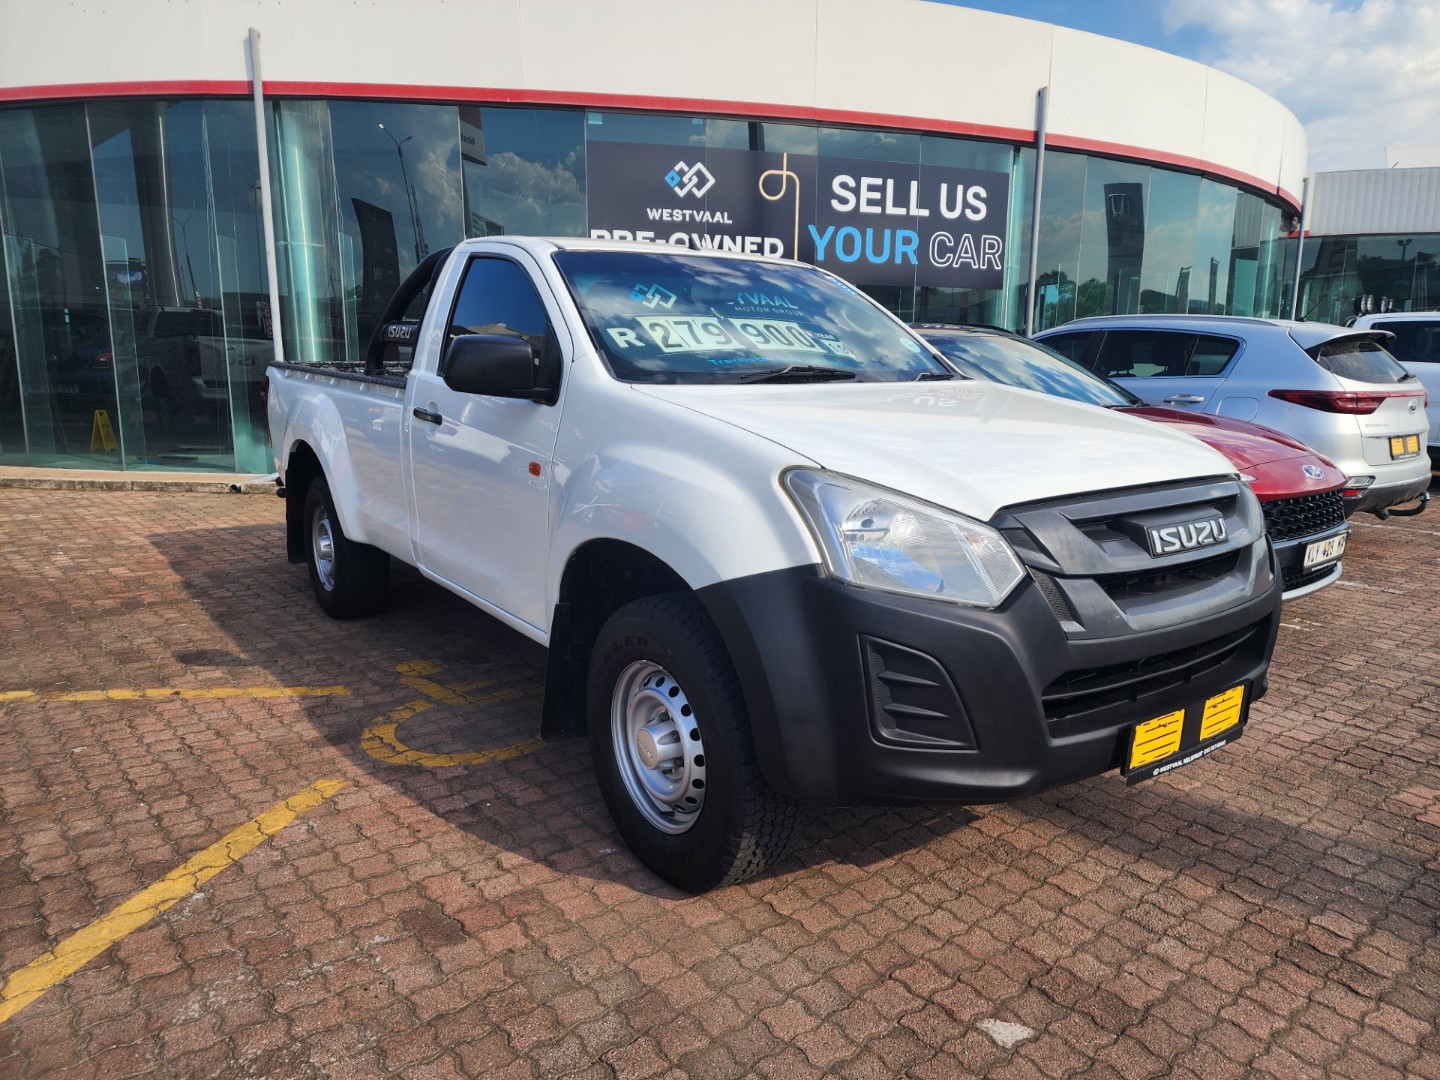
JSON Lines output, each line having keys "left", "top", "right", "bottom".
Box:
{"left": 0, "top": 96, "right": 1296, "bottom": 471}
{"left": 1294, "top": 233, "right": 1440, "bottom": 325}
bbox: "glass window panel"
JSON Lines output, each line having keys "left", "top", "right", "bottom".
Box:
{"left": 1075, "top": 158, "right": 1149, "bottom": 319}
{"left": 1031, "top": 150, "right": 1087, "bottom": 330}
{"left": 0, "top": 235, "right": 22, "bottom": 463}
{"left": 920, "top": 135, "right": 1013, "bottom": 173}
{"left": 1193, "top": 179, "right": 1237, "bottom": 315}
{"left": 462, "top": 106, "right": 585, "bottom": 238}
{"left": 585, "top": 111, "right": 708, "bottom": 147}
{"left": 331, "top": 100, "right": 462, "bottom": 359}
{"left": 752, "top": 122, "right": 817, "bottom": 156}
{"left": 205, "top": 99, "right": 274, "bottom": 473}
{"left": 1138, "top": 170, "right": 1199, "bottom": 314}
{"left": 818, "top": 127, "right": 920, "bottom": 164}
{"left": 90, "top": 99, "right": 239, "bottom": 470}
{"left": 0, "top": 104, "right": 115, "bottom": 467}
{"left": 271, "top": 100, "right": 345, "bottom": 366}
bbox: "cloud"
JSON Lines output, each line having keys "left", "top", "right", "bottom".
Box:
{"left": 1164, "top": 0, "right": 1440, "bottom": 171}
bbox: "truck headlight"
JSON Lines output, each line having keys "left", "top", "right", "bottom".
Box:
{"left": 783, "top": 470, "right": 1026, "bottom": 608}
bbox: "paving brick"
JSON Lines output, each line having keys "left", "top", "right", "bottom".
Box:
{"left": 1, "top": 483, "right": 1439, "bottom": 1077}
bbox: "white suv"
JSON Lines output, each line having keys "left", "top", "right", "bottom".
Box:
{"left": 1350, "top": 311, "right": 1440, "bottom": 464}
{"left": 1036, "top": 315, "right": 1431, "bottom": 519}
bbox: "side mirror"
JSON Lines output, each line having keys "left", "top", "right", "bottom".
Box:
{"left": 442, "top": 334, "right": 558, "bottom": 404}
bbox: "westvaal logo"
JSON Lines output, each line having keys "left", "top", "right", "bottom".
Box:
{"left": 665, "top": 161, "right": 716, "bottom": 198}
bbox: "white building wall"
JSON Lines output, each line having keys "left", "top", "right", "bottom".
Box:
{"left": 1, "top": 0, "right": 1306, "bottom": 205}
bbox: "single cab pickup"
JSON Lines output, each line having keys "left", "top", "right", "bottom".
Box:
{"left": 266, "top": 237, "right": 1282, "bottom": 891}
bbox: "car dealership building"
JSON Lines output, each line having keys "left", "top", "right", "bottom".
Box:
{"left": 0, "top": 0, "right": 1306, "bottom": 473}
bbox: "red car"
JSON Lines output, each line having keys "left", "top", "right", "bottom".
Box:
{"left": 916, "top": 325, "right": 1350, "bottom": 600}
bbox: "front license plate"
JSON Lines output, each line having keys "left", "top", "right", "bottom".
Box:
{"left": 1390, "top": 434, "right": 1421, "bottom": 458}
{"left": 1302, "top": 532, "right": 1347, "bottom": 568}
{"left": 1124, "top": 683, "right": 1247, "bottom": 784}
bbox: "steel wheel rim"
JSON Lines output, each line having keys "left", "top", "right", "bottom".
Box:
{"left": 610, "top": 660, "right": 707, "bottom": 834}
{"left": 311, "top": 505, "right": 336, "bottom": 591}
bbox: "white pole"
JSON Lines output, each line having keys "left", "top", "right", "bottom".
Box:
{"left": 249, "top": 28, "right": 285, "bottom": 364}
{"left": 1024, "top": 87, "right": 1049, "bottom": 337}
{"left": 1289, "top": 175, "right": 1309, "bottom": 321}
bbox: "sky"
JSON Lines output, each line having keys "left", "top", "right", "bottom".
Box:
{"left": 937, "top": 0, "right": 1440, "bottom": 173}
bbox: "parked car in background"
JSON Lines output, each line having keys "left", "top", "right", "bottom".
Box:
{"left": 916, "top": 324, "right": 1351, "bottom": 601}
{"left": 136, "top": 307, "right": 272, "bottom": 427}
{"left": 1349, "top": 311, "right": 1440, "bottom": 465}
{"left": 43, "top": 307, "right": 120, "bottom": 417}
{"left": 1034, "top": 315, "right": 1429, "bottom": 519}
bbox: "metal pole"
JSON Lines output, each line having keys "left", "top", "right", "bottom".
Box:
{"left": 1024, "top": 86, "right": 1048, "bottom": 337}
{"left": 1289, "top": 175, "right": 1309, "bottom": 321}
{"left": 249, "top": 28, "right": 285, "bottom": 364}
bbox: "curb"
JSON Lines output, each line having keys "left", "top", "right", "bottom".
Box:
{"left": 0, "top": 472, "right": 277, "bottom": 495}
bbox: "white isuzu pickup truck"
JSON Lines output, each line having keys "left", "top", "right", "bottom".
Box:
{"left": 265, "top": 237, "right": 1282, "bottom": 891}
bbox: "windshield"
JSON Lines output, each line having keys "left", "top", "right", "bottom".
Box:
{"left": 1312, "top": 337, "right": 1414, "bottom": 385}
{"left": 552, "top": 249, "right": 947, "bottom": 384}
{"left": 921, "top": 330, "right": 1140, "bottom": 407}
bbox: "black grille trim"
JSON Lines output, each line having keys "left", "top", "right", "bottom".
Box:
{"left": 1282, "top": 562, "right": 1340, "bottom": 593}
{"left": 1262, "top": 490, "right": 1346, "bottom": 543}
{"left": 1096, "top": 550, "right": 1241, "bottom": 602}
{"left": 1041, "top": 622, "right": 1262, "bottom": 733}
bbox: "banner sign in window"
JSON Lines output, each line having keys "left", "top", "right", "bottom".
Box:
{"left": 586, "top": 141, "right": 1009, "bottom": 290}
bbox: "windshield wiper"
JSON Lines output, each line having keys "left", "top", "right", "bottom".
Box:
{"left": 737, "top": 365, "right": 858, "bottom": 384}
{"left": 914, "top": 370, "right": 954, "bottom": 381}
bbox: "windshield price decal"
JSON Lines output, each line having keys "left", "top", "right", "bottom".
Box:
{"left": 616, "top": 315, "right": 845, "bottom": 356}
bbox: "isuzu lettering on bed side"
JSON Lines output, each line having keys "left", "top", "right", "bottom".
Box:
{"left": 265, "top": 238, "right": 1282, "bottom": 892}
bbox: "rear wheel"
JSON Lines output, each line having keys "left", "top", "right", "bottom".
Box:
{"left": 303, "top": 475, "right": 390, "bottom": 618}
{"left": 588, "top": 593, "right": 800, "bottom": 892}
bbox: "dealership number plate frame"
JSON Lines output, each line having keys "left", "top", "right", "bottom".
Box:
{"left": 1302, "top": 532, "right": 1347, "bottom": 568}
{"left": 1390, "top": 434, "right": 1421, "bottom": 459}
{"left": 1123, "top": 683, "right": 1249, "bottom": 784}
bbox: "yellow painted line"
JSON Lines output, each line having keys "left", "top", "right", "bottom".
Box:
{"left": 0, "top": 779, "right": 347, "bottom": 1026}
{"left": 361, "top": 669, "right": 543, "bottom": 768}
{"left": 0, "top": 686, "right": 350, "bottom": 703}
{"left": 395, "top": 659, "right": 496, "bottom": 707}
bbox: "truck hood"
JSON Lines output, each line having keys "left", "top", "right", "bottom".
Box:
{"left": 634, "top": 381, "right": 1237, "bottom": 520}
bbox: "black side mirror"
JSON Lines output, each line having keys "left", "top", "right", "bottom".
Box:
{"left": 442, "top": 334, "right": 558, "bottom": 404}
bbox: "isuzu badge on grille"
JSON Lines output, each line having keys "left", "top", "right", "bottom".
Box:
{"left": 1147, "top": 517, "right": 1227, "bottom": 556}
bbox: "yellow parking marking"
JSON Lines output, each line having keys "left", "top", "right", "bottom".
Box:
{"left": 395, "top": 659, "right": 497, "bottom": 706}
{"left": 0, "top": 686, "right": 350, "bottom": 703}
{"left": 360, "top": 662, "right": 543, "bottom": 768}
{"left": 0, "top": 779, "right": 347, "bottom": 1026}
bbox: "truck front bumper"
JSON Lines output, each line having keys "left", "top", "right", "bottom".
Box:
{"left": 700, "top": 561, "right": 1282, "bottom": 806}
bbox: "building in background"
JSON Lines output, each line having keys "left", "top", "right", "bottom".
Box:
{"left": 0, "top": 0, "right": 1305, "bottom": 472}
{"left": 1294, "top": 167, "right": 1440, "bottom": 326}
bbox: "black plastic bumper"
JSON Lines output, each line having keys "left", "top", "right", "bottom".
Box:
{"left": 1343, "top": 473, "right": 1431, "bottom": 517}
{"left": 698, "top": 558, "right": 1282, "bottom": 807}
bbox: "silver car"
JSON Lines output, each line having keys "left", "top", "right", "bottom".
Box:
{"left": 1035, "top": 315, "right": 1430, "bottom": 518}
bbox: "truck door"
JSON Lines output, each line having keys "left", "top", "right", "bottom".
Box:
{"left": 407, "top": 253, "right": 565, "bottom": 631}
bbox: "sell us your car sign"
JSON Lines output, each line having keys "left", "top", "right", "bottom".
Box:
{"left": 586, "top": 140, "right": 1010, "bottom": 291}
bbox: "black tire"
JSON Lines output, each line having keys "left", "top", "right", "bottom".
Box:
{"left": 587, "top": 592, "right": 800, "bottom": 892}
{"left": 302, "top": 475, "right": 390, "bottom": 618}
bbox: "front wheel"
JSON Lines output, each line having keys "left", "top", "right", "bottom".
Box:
{"left": 302, "top": 475, "right": 390, "bottom": 618}
{"left": 588, "top": 593, "right": 800, "bottom": 892}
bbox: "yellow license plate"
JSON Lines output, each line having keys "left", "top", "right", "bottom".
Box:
{"left": 1390, "top": 435, "right": 1421, "bottom": 458}
{"left": 1127, "top": 684, "right": 1246, "bottom": 772}
{"left": 1129, "top": 709, "right": 1185, "bottom": 768}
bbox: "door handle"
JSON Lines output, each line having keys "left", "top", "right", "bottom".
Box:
{"left": 1163, "top": 395, "right": 1205, "bottom": 405}
{"left": 412, "top": 406, "right": 443, "bottom": 424}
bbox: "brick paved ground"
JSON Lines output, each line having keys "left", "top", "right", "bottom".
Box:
{"left": 0, "top": 480, "right": 1437, "bottom": 1079}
